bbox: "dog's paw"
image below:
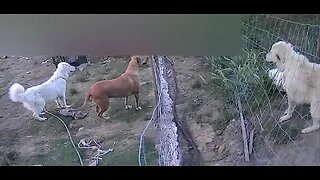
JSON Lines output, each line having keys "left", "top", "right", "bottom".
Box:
{"left": 135, "top": 106, "right": 142, "bottom": 111}
{"left": 279, "top": 116, "right": 286, "bottom": 122}
{"left": 100, "top": 114, "right": 111, "bottom": 120}
{"left": 301, "top": 125, "right": 320, "bottom": 134}
{"left": 37, "top": 117, "right": 47, "bottom": 121}
{"left": 103, "top": 116, "right": 111, "bottom": 120}
{"left": 302, "top": 128, "right": 310, "bottom": 134}
{"left": 126, "top": 105, "right": 133, "bottom": 110}
{"left": 279, "top": 115, "right": 290, "bottom": 122}
{"left": 56, "top": 105, "right": 62, "bottom": 109}
{"left": 301, "top": 127, "right": 314, "bottom": 134}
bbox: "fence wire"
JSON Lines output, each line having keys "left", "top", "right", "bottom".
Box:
{"left": 210, "top": 14, "right": 320, "bottom": 165}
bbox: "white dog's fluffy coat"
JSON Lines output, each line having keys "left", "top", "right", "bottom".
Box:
{"left": 266, "top": 41, "right": 320, "bottom": 134}
{"left": 9, "top": 62, "right": 76, "bottom": 121}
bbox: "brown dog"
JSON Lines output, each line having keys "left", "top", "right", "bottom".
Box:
{"left": 81, "top": 56, "right": 143, "bottom": 118}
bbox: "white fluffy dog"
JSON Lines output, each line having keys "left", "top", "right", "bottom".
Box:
{"left": 266, "top": 41, "right": 320, "bottom": 134}
{"left": 8, "top": 62, "right": 76, "bottom": 121}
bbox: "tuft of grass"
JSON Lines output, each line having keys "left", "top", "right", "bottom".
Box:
{"left": 195, "top": 113, "right": 203, "bottom": 124}
{"left": 209, "top": 104, "right": 235, "bottom": 131}
{"left": 68, "top": 95, "right": 83, "bottom": 108}
{"left": 108, "top": 98, "right": 151, "bottom": 123}
{"left": 191, "top": 79, "right": 202, "bottom": 89}
{"left": 69, "top": 87, "right": 78, "bottom": 96}
{"left": 101, "top": 67, "right": 112, "bottom": 75}
{"left": 210, "top": 50, "right": 276, "bottom": 113}
{"left": 265, "top": 121, "right": 300, "bottom": 145}
{"left": 208, "top": 50, "right": 279, "bottom": 132}
{"left": 102, "top": 137, "right": 158, "bottom": 166}
{"left": 27, "top": 138, "right": 80, "bottom": 166}
{"left": 76, "top": 71, "right": 90, "bottom": 82}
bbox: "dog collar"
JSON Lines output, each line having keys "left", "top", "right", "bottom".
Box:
{"left": 58, "top": 76, "right": 67, "bottom": 81}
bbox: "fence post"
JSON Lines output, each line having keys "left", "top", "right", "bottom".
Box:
{"left": 317, "top": 27, "right": 320, "bottom": 58}
{"left": 151, "top": 55, "right": 182, "bottom": 166}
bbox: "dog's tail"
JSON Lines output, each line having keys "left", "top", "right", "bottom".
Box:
{"left": 9, "top": 83, "right": 26, "bottom": 103}
{"left": 80, "top": 90, "right": 92, "bottom": 109}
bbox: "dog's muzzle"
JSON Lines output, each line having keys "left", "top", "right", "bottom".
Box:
{"left": 265, "top": 52, "right": 277, "bottom": 63}
{"left": 69, "top": 68, "right": 76, "bottom": 75}
{"left": 70, "top": 66, "right": 76, "bottom": 72}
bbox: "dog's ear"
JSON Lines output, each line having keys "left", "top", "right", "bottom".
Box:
{"left": 133, "top": 56, "right": 142, "bottom": 65}
{"left": 58, "top": 63, "right": 69, "bottom": 78}
{"left": 274, "top": 43, "right": 289, "bottom": 63}
{"left": 275, "top": 53, "right": 286, "bottom": 63}
{"left": 141, "top": 57, "right": 148, "bottom": 65}
{"left": 136, "top": 57, "right": 141, "bottom": 64}
{"left": 68, "top": 64, "right": 75, "bottom": 71}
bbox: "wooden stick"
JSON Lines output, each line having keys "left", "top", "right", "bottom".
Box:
{"left": 238, "top": 99, "right": 250, "bottom": 162}
{"left": 249, "top": 128, "right": 254, "bottom": 155}
{"left": 317, "top": 31, "right": 320, "bottom": 58}
{"left": 198, "top": 75, "right": 208, "bottom": 85}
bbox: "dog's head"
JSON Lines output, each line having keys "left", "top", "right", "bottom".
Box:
{"left": 131, "top": 56, "right": 143, "bottom": 68}
{"left": 57, "top": 62, "right": 76, "bottom": 78}
{"left": 266, "top": 41, "right": 294, "bottom": 71}
{"left": 131, "top": 55, "right": 149, "bottom": 68}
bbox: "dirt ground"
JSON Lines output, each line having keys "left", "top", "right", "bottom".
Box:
{"left": 1, "top": 55, "right": 318, "bottom": 166}
{"left": 0, "top": 55, "right": 243, "bottom": 166}
{"left": 0, "top": 56, "right": 158, "bottom": 166}
{"left": 250, "top": 95, "right": 320, "bottom": 166}
{"left": 172, "top": 56, "right": 247, "bottom": 166}
{"left": 172, "top": 56, "right": 320, "bottom": 166}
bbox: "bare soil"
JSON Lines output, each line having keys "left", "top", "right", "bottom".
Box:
{"left": 0, "top": 56, "right": 157, "bottom": 166}
{"left": 1, "top": 55, "right": 317, "bottom": 166}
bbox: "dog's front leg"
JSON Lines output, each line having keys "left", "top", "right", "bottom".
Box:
{"left": 31, "top": 99, "right": 47, "bottom": 121}
{"left": 33, "top": 113, "right": 47, "bottom": 121}
{"left": 55, "top": 99, "right": 62, "bottom": 108}
{"left": 280, "top": 100, "right": 296, "bottom": 122}
{"left": 60, "top": 95, "right": 71, "bottom": 108}
{"left": 124, "top": 96, "right": 132, "bottom": 109}
{"left": 302, "top": 120, "right": 320, "bottom": 134}
{"left": 134, "top": 94, "right": 142, "bottom": 111}
{"left": 40, "top": 106, "right": 48, "bottom": 115}
{"left": 302, "top": 102, "right": 320, "bottom": 133}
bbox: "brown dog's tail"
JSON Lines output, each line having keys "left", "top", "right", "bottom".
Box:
{"left": 80, "top": 90, "right": 92, "bottom": 109}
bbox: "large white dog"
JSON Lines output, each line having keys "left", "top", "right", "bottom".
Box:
{"left": 9, "top": 62, "right": 76, "bottom": 121}
{"left": 266, "top": 41, "right": 320, "bottom": 134}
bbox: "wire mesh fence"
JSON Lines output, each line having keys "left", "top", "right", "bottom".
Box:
{"left": 209, "top": 14, "right": 320, "bottom": 165}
